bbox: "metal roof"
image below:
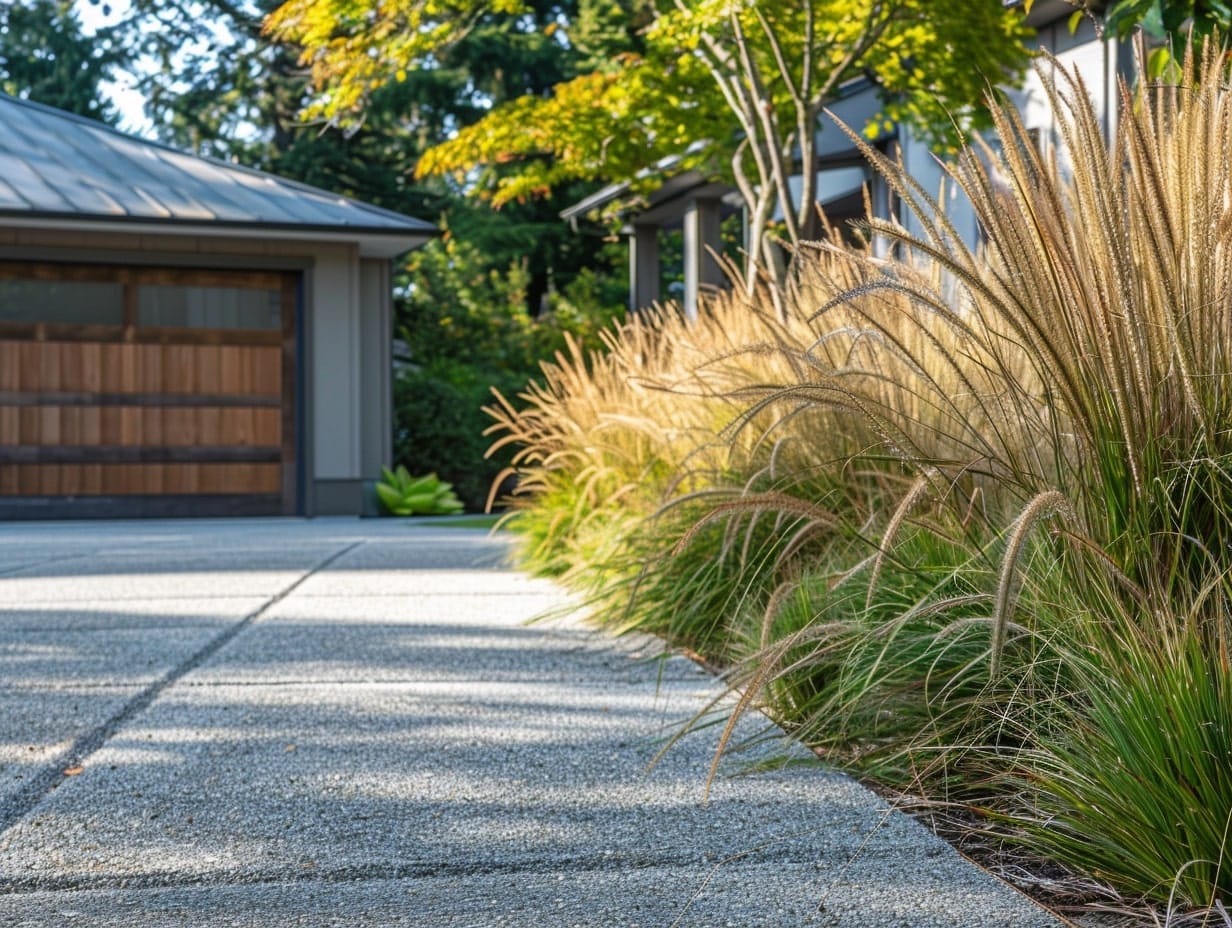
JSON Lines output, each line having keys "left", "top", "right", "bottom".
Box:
{"left": 0, "top": 93, "right": 435, "bottom": 257}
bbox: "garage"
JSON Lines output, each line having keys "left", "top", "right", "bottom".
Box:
{"left": 0, "top": 263, "right": 297, "bottom": 517}
{"left": 0, "top": 93, "right": 434, "bottom": 518}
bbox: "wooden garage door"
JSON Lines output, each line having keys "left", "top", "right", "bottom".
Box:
{"left": 0, "top": 263, "right": 297, "bottom": 518}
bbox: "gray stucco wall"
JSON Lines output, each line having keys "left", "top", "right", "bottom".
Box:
{"left": 309, "top": 244, "right": 362, "bottom": 483}
{"left": 358, "top": 258, "right": 393, "bottom": 478}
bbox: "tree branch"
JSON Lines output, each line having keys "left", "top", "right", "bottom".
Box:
{"left": 731, "top": 10, "right": 799, "bottom": 246}
{"left": 752, "top": 5, "right": 803, "bottom": 112}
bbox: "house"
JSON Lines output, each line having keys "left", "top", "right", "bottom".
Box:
{"left": 0, "top": 93, "right": 435, "bottom": 519}
{"left": 572, "top": 1, "right": 1129, "bottom": 318}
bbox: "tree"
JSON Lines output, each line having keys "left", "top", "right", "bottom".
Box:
{"left": 1102, "top": 0, "right": 1232, "bottom": 42}
{"left": 650, "top": 1, "right": 1032, "bottom": 285}
{"left": 92, "top": 0, "right": 592, "bottom": 308}
{"left": 266, "top": 0, "right": 652, "bottom": 314}
{"left": 270, "top": 0, "right": 1032, "bottom": 288}
{"left": 0, "top": 0, "right": 127, "bottom": 123}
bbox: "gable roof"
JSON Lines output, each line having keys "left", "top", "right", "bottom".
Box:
{"left": 0, "top": 94, "right": 435, "bottom": 258}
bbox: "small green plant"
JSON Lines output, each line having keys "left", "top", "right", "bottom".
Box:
{"left": 376, "top": 467, "right": 464, "bottom": 516}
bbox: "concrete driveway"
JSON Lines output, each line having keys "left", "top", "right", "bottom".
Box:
{"left": 0, "top": 519, "right": 1061, "bottom": 927}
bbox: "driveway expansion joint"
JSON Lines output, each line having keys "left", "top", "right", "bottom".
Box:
{"left": 0, "top": 849, "right": 840, "bottom": 895}
{"left": 0, "top": 541, "right": 364, "bottom": 836}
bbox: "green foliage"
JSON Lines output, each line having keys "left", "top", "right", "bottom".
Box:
{"left": 265, "top": 0, "right": 527, "bottom": 119}
{"left": 271, "top": 0, "right": 626, "bottom": 315}
{"left": 394, "top": 232, "right": 622, "bottom": 512}
{"left": 280, "top": 0, "right": 1031, "bottom": 285}
{"left": 418, "top": 0, "right": 1033, "bottom": 203}
{"left": 416, "top": 52, "right": 726, "bottom": 207}
{"left": 1102, "top": 0, "right": 1232, "bottom": 79}
{"left": 375, "top": 466, "right": 465, "bottom": 515}
{"left": 393, "top": 361, "right": 522, "bottom": 512}
{"left": 1104, "top": 0, "right": 1232, "bottom": 42}
{"left": 0, "top": 0, "right": 127, "bottom": 123}
{"left": 1019, "top": 633, "right": 1232, "bottom": 910}
{"left": 398, "top": 230, "right": 622, "bottom": 372}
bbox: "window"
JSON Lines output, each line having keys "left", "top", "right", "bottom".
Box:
{"left": 137, "top": 285, "right": 281, "bottom": 330}
{"left": 0, "top": 278, "right": 124, "bottom": 325}
{"left": 0, "top": 263, "right": 289, "bottom": 339}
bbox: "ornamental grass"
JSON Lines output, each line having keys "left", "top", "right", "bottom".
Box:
{"left": 486, "top": 41, "right": 1232, "bottom": 920}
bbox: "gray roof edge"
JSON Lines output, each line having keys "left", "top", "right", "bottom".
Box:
{"left": 0, "top": 213, "right": 435, "bottom": 260}
{"left": 0, "top": 93, "right": 437, "bottom": 234}
{"left": 560, "top": 180, "right": 631, "bottom": 222}
{"left": 0, "top": 208, "right": 440, "bottom": 241}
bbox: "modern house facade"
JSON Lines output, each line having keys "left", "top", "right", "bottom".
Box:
{"left": 0, "top": 94, "right": 434, "bottom": 519}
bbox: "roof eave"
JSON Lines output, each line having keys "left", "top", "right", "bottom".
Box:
{"left": 0, "top": 213, "right": 437, "bottom": 259}
{"left": 560, "top": 181, "right": 631, "bottom": 222}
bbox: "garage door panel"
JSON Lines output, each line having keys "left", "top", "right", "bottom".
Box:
{"left": 97, "top": 344, "right": 121, "bottom": 393}
{"left": 58, "top": 405, "right": 81, "bottom": 445}
{"left": 2, "top": 463, "right": 282, "bottom": 496}
{"left": 125, "top": 406, "right": 144, "bottom": 445}
{"left": 0, "top": 264, "right": 297, "bottom": 517}
{"left": 0, "top": 406, "right": 17, "bottom": 444}
{"left": 38, "top": 405, "right": 60, "bottom": 444}
{"left": 0, "top": 406, "right": 282, "bottom": 448}
{"left": 197, "top": 406, "right": 221, "bottom": 445}
{"left": 0, "top": 343, "right": 17, "bottom": 391}
{"left": 17, "top": 406, "right": 37, "bottom": 444}
{"left": 41, "top": 342, "right": 62, "bottom": 390}
{"left": 17, "top": 466, "right": 38, "bottom": 495}
{"left": 97, "top": 406, "right": 121, "bottom": 445}
{"left": 17, "top": 343, "right": 41, "bottom": 391}
{"left": 81, "top": 406, "right": 102, "bottom": 445}
{"left": 219, "top": 345, "right": 241, "bottom": 393}
{"left": 137, "top": 343, "right": 161, "bottom": 393}
{"left": 142, "top": 407, "right": 163, "bottom": 446}
{"left": 160, "top": 345, "right": 190, "bottom": 393}
{"left": 58, "top": 462, "right": 84, "bottom": 495}
{"left": 164, "top": 405, "right": 193, "bottom": 446}
{"left": 194, "top": 345, "right": 222, "bottom": 394}
{"left": 56, "top": 342, "right": 80, "bottom": 391}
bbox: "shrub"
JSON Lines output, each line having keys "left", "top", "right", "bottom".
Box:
{"left": 394, "top": 361, "right": 523, "bottom": 512}
{"left": 392, "top": 237, "right": 623, "bottom": 512}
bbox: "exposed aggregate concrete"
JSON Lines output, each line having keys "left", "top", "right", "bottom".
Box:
{"left": 0, "top": 519, "right": 1063, "bottom": 926}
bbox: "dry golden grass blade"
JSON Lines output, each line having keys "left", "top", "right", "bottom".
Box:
{"left": 866, "top": 474, "right": 933, "bottom": 609}
{"left": 991, "top": 490, "right": 1073, "bottom": 680}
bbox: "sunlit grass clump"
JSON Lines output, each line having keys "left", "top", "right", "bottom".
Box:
{"left": 487, "top": 41, "right": 1232, "bottom": 919}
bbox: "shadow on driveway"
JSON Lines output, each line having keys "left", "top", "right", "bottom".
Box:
{"left": 0, "top": 519, "right": 1061, "bottom": 927}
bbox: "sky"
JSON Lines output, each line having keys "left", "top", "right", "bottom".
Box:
{"left": 73, "top": 0, "right": 154, "bottom": 135}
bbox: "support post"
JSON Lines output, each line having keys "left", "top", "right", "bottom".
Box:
{"left": 627, "top": 223, "right": 661, "bottom": 312}
{"left": 682, "top": 197, "right": 723, "bottom": 323}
